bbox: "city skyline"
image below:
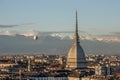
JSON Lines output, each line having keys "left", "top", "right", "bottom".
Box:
{"left": 0, "top": 1, "right": 120, "bottom": 79}
{"left": 0, "top": 0, "right": 120, "bottom": 35}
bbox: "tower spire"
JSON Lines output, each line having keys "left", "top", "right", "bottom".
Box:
{"left": 75, "top": 11, "right": 79, "bottom": 43}
{"left": 76, "top": 10, "right": 78, "bottom": 34}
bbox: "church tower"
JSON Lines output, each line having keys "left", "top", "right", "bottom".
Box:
{"left": 66, "top": 11, "right": 87, "bottom": 69}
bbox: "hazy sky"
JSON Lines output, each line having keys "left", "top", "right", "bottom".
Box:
{"left": 0, "top": 0, "right": 120, "bottom": 35}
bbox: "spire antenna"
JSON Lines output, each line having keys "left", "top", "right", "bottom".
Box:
{"left": 76, "top": 10, "right": 78, "bottom": 34}
{"left": 75, "top": 10, "right": 79, "bottom": 43}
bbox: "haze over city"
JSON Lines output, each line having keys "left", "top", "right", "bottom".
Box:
{"left": 0, "top": 0, "right": 120, "bottom": 55}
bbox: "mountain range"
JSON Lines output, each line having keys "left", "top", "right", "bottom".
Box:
{"left": 0, "top": 30, "right": 120, "bottom": 55}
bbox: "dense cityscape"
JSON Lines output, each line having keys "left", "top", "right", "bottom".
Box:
{"left": 0, "top": 54, "right": 120, "bottom": 80}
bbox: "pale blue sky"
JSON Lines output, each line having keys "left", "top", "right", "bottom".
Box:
{"left": 0, "top": 0, "right": 120, "bottom": 35}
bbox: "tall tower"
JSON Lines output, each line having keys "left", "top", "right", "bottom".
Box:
{"left": 66, "top": 11, "right": 87, "bottom": 69}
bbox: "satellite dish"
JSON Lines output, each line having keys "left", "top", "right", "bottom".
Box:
{"left": 33, "top": 35, "right": 38, "bottom": 40}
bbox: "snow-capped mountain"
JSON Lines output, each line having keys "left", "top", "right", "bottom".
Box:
{"left": 49, "top": 32, "right": 120, "bottom": 42}
{"left": 1, "top": 30, "right": 120, "bottom": 42}
{"left": 0, "top": 30, "right": 120, "bottom": 55}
